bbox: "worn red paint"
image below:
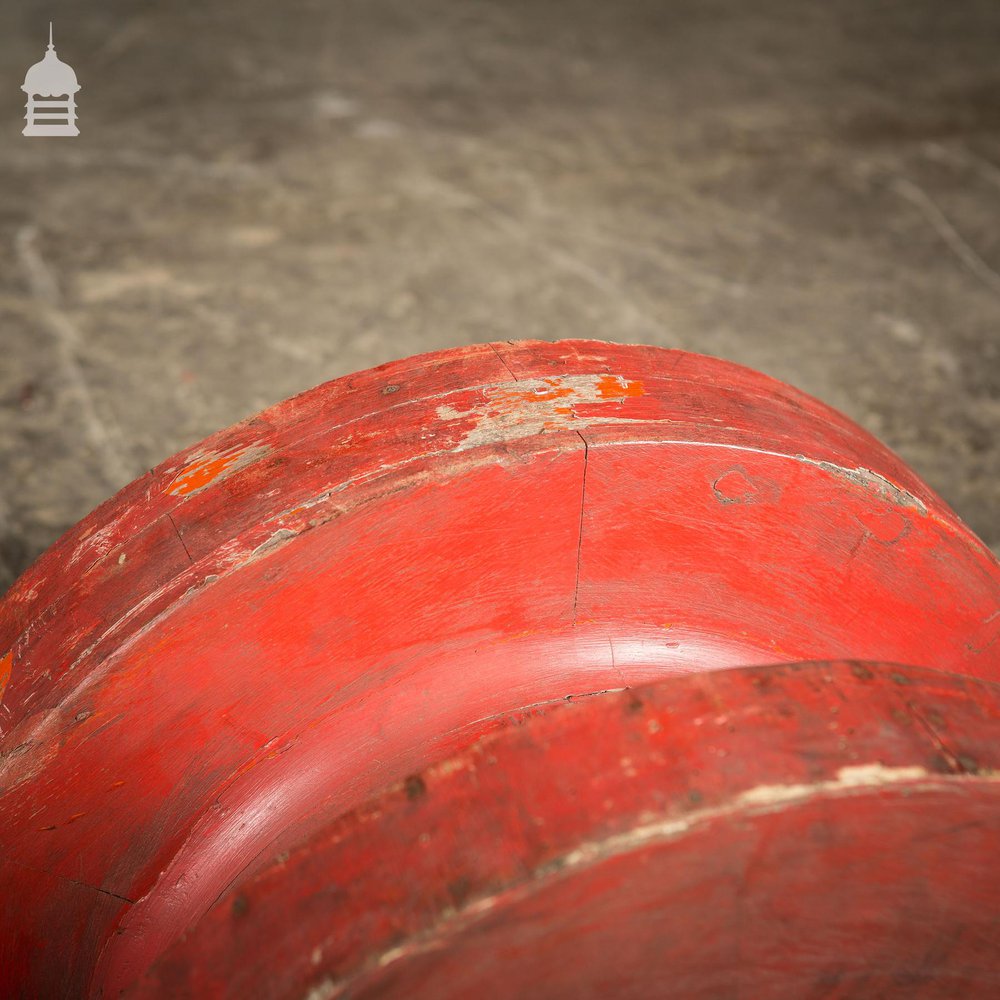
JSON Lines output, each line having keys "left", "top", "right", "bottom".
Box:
{"left": 133, "top": 662, "right": 1000, "bottom": 999}
{"left": 0, "top": 341, "right": 997, "bottom": 998}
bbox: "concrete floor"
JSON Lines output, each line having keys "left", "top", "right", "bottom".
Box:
{"left": 1, "top": 1, "right": 998, "bottom": 593}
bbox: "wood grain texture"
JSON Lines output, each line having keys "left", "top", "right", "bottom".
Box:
{"left": 0, "top": 340, "right": 997, "bottom": 997}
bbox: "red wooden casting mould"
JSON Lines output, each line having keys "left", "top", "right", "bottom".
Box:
{"left": 0, "top": 340, "right": 998, "bottom": 997}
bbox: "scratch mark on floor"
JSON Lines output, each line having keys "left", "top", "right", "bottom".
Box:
{"left": 924, "top": 142, "right": 1000, "bottom": 192}
{"left": 14, "top": 226, "right": 136, "bottom": 490}
{"left": 410, "top": 175, "right": 670, "bottom": 340}
{"left": 892, "top": 177, "right": 1000, "bottom": 297}
{"left": 0, "top": 490, "right": 17, "bottom": 588}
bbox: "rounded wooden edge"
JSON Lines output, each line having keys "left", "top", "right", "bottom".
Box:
{"left": 1, "top": 338, "right": 966, "bottom": 646}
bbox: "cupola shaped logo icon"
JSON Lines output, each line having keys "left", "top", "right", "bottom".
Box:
{"left": 22, "top": 23, "right": 80, "bottom": 137}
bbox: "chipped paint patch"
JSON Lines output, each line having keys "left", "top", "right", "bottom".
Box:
{"left": 596, "top": 374, "right": 644, "bottom": 399}
{"left": 166, "top": 443, "right": 271, "bottom": 497}
{"left": 250, "top": 529, "right": 299, "bottom": 560}
{"left": 9, "top": 579, "right": 42, "bottom": 605}
{"left": 555, "top": 763, "right": 961, "bottom": 870}
{"left": 737, "top": 764, "right": 931, "bottom": 807}
{"left": 807, "top": 459, "right": 927, "bottom": 513}
{"left": 437, "top": 375, "right": 645, "bottom": 451}
{"left": 68, "top": 521, "right": 120, "bottom": 569}
{"left": 301, "top": 977, "right": 337, "bottom": 1000}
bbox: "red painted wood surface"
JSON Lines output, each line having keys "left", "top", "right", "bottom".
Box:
{"left": 0, "top": 340, "right": 997, "bottom": 996}
{"left": 134, "top": 661, "right": 1000, "bottom": 1000}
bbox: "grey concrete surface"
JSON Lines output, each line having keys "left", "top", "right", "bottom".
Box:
{"left": 1, "top": 0, "right": 998, "bottom": 593}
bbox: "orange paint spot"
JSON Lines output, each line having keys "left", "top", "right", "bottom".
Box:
{"left": 596, "top": 375, "right": 645, "bottom": 399}
{"left": 167, "top": 449, "right": 248, "bottom": 496}
{"left": 166, "top": 443, "right": 269, "bottom": 497}
{"left": 0, "top": 650, "right": 11, "bottom": 702}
